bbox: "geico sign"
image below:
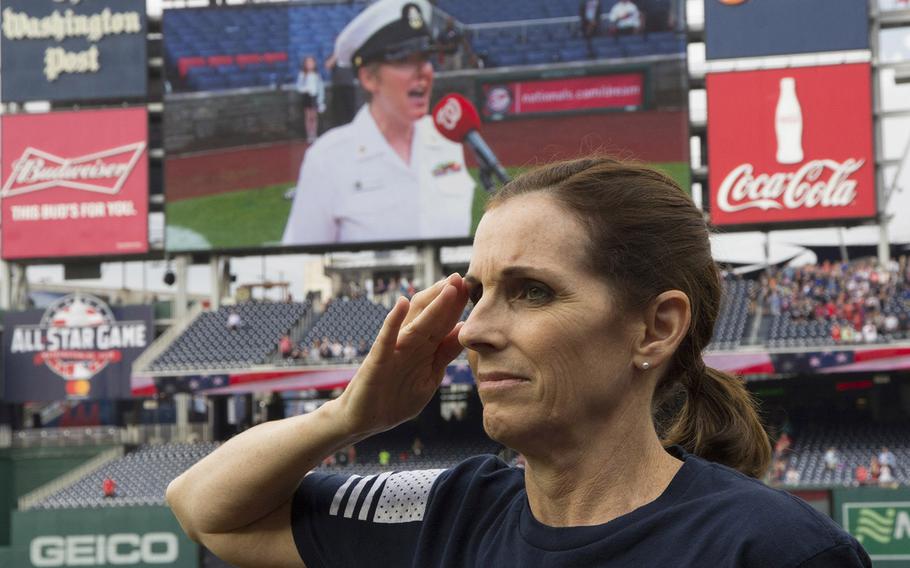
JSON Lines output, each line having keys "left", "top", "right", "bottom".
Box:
{"left": 29, "top": 533, "right": 178, "bottom": 566}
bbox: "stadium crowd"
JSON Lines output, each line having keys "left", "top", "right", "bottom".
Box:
{"left": 757, "top": 255, "right": 910, "bottom": 343}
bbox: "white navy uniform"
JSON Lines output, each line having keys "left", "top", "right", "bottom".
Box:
{"left": 282, "top": 104, "right": 475, "bottom": 245}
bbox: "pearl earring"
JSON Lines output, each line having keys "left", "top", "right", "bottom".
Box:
{"left": 641, "top": 361, "right": 650, "bottom": 370}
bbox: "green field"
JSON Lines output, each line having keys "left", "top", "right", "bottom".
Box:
{"left": 166, "top": 183, "right": 293, "bottom": 251}
{"left": 165, "top": 162, "right": 690, "bottom": 252}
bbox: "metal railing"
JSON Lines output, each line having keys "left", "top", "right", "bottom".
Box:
{"left": 10, "top": 423, "right": 213, "bottom": 448}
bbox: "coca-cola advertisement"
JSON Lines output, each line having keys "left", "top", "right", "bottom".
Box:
{"left": 707, "top": 63, "right": 875, "bottom": 228}
{"left": 0, "top": 108, "right": 149, "bottom": 259}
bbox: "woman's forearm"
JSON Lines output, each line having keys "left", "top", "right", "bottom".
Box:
{"left": 166, "top": 399, "right": 358, "bottom": 540}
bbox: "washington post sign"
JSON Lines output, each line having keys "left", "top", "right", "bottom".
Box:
{"left": 0, "top": 0, "right": 147, "bottom": 103}
{"left": 3, "top": 294, "right": 152, "bottom": 401}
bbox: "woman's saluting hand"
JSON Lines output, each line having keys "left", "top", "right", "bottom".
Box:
{"left": 334, "top": 273, "right": 469, "bottom": 439}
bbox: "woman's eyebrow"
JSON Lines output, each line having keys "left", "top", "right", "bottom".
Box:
{"left": 465, "top": 266, "right": 563, "bottom": 285}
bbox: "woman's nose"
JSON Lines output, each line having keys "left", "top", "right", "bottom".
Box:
{"left": 458, "top": 300, "right": 506, "bottom": 353}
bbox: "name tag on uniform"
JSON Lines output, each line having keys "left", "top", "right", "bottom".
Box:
{"left": 432, "top": 161, "right": 463, "bottom": 177}
{"left": 353, "top": 178, "right": 385, "bottom": 192}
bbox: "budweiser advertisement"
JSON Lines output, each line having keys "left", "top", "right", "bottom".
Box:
{"left": 2, "top": 294, "right": 153, "bottom": 401}
{"left": 1, "top": 108, "right": 149, "bottom": 259}
{"left": 480, "top": 73, "right": 645, "bottom": 121}
{"left": 707, "top": 64, "right": 875, "bottom": 228}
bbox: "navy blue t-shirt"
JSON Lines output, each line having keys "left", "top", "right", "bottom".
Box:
{"left": 291, "top": 447, "right": 870, "bottom": 567}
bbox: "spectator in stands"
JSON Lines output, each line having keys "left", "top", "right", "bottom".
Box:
{"left": 824, "top": 447, "right": 839, "bottom": 472}
{"left": 437, "top": 16, "right": 465, "bottom": 71}
{"left": 282, "top": 0, "right": 476, "bottom": 246}
{"left": 296, "top": 55, "right": 326, "bottom": 143}
{"left": 168, "top": 158, "right": 871, "bottom": 567}
{"left": 226, "top": 310, "right": 242, "bottom": 331}
{"left": 319, "top": 337, "right": 333, "bottom": 359}
{"left": 879, "top": 446, "right": 897, "bottom": 469}
{"left": 879, "top": 465, "right": 896, "bottom": 487}
{"left": 771, "top": 457, "right": 787, "bottom": 484}
{"left": 279, "top": 334, "right": 298, "bottom": 360}
{"left": 862, "top": 321, "right": 878, "bottom": 343}
{"left": 342, "top": 341, "right": 357, "bottom": 361}
{"left": 774, "top": 432, "right": 791, "bottom": 458}
{"left": 579, "top": 0, "right": 602, "bottom": 56}
{"left": 357, "top": 339, "right": 370, "bottom": 357}
{"left": 855, "top": 464, "right": 869, "bottom": 486}
{"left": 102, "top": 477, "right": 116, "bottom": 499}
{"left": 307, "top": 341, "right": 322, "bottom": 363}
{"left": 870, "top": 456, "right": 882, "bottom": 482}
{"left": 784, "top": 466, "right": 801, "bottom": 485}
{"left": 842, "top": 323, "right": 856, "bottom": 343}
{"left": 831, "top": 322, "right": 842, "bottom": 343}
{"left": 330, "top": 340, "right": 344, "bottom": 359}
{"left": 411, "top": 436, "right": 424, "bottom": 457}
{"left": 607, "top": 0, "right": 644, "bottom": 37}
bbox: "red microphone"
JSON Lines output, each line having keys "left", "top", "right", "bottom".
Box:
{"left": 432, "top": 94, "right": 510, "bottom": 190}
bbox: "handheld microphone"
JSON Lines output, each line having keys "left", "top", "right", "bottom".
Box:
{"left": 432, "top": 94, "right": 510, "bottom": 190}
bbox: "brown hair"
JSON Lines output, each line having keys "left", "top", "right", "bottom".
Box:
{"left": 487, "top": 156, "right": 771, "bottom": 478}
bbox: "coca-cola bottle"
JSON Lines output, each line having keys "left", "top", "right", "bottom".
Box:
{"left": 775, "top": 77, "right": 803, "bottom": 165}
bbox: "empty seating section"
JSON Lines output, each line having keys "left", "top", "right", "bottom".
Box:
{"left": 707, "top": 277, "right": 754, "bottom": 351}
{"left": 163, "top": 3, "right": 363, "bottom": 91}
{"left": 32, "top": 438, "right": 503, "bottom": 509}
{"left": 320, "top": 434, "right": 502, "bottom": 477}
{"left": 32, "top": 443, "right": 219, "bottom": 509}
{"left": 150, "top": 302, "right": 311, "bottom": 372}
{"left": 438, "top": 0, "right": 683, "bottom": 66}
{"left": 470, "top": 27, "right": 683, "bottom": 67}
{"left": 784, "top": 423, "right": 910, "bottom": 486}
{"left": 301, "top": 297, "right": 388, "bottom": 350}
{"left": 162, "top": 1, "right": 686, "bottom": 90}
{"left": 32, "top": 426, "right": 910, "bottom": 509}
{"left": 437, "top": 0, "right": 580, "bottom": 23}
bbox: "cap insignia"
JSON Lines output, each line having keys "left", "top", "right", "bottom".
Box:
{"left": 406, "top": 5, "right": 424, "bottom": 30}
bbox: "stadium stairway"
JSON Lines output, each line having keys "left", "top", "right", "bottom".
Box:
{"left": 267, "top": 304, "right": 319, "bottom": 366}
{"left": 131, "top": 300, "right": 207, "bottom": 375}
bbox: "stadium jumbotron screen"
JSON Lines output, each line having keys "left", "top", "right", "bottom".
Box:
{"left": 161, "top": 0, "right": 690, "bottom": 254}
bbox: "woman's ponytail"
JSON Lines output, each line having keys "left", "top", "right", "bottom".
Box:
{"left": 661, "top": 365, "right": 771, "bottom": 478}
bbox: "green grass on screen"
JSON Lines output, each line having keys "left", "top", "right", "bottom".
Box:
{"left": 164, "top": 162, "right": 690, "bottom": 251}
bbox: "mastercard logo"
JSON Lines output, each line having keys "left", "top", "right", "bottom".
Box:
{"left": 718, "top": 0, "right": 747, "bottom": 4}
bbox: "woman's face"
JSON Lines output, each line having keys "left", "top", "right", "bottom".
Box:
{"left": 362, "top": 54, "right": 434, "bottom": 123}
{"left": 304, "top": 57, "right": 317, "bottom": 72}
{"left": 460, "top": 193, "right": 641, "bottom": 450}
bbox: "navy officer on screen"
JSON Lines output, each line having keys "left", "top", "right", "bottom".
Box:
{"left": 282, "top": 0, "right": 476, "bottom": 246}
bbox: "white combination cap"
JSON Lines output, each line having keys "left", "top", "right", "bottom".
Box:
{"left": 334, "top": 0, "right": 435, "bottom": 68}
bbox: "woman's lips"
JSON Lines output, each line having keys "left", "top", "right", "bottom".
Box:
{"left": 476, "top": 372, "right": 531, "bottom": 391}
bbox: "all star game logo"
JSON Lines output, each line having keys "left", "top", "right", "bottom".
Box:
{"left": 9, "top": 293, "right": 148, "bottom": 397}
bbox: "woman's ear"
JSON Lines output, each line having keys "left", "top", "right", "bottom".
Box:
{"left": 358, "top": 65, "right": 379, "bottom": 95}
{"left": 634, "top": 290, "right": 690, "bottom": 369}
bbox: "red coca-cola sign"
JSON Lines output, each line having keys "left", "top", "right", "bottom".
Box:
{"left": 1, "top": 108, "right": 149, "bottom": 259}
{"left": 707, "top": 63, "right": 875, "bottom": 227}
